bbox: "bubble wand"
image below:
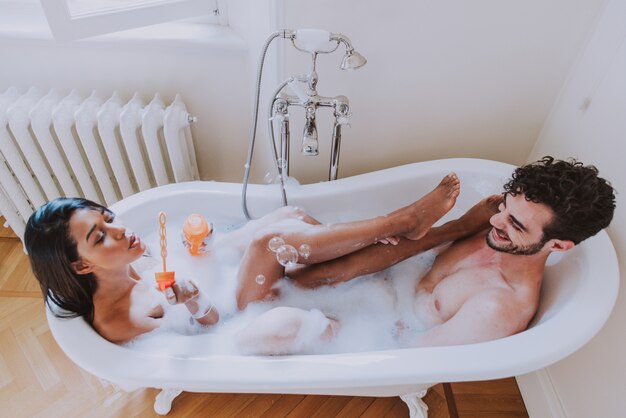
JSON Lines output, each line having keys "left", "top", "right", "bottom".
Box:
{"left": 155, "top": 211, "right": 176, "bottom": 291}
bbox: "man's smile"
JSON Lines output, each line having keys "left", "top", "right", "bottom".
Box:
{"left": 491, "top": 228, "right": 510, "bottom": 243}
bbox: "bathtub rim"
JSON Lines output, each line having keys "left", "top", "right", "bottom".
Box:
{"left": 45, "top": 158, "right": 620, "bottom": 394}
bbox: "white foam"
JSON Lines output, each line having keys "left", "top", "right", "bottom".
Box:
{"left": 234, "top": 307, "right": 331, "bottom": 355}
{"left": 125, "top": 215, "right": 438, "bottom": 357}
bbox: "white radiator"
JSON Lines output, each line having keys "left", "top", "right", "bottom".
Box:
{"left": 0, "top": 87, "right": 199, "bottom": 240}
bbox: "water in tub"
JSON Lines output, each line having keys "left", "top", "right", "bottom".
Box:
{"left": 126, "top": 213, "right": 438, "bottom": 357}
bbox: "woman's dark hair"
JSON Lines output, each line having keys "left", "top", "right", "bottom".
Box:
{"left": 24, "top": 197, "right": 110, "bottom": 324}
{"left": 503, "top": 156, "right": 616, "bottom": 244}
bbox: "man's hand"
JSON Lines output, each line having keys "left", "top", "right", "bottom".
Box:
{"left": 377, "top": 236, "right": 400, "bottom": 245}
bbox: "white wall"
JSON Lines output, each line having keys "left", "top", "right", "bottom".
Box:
{"left": 0, "top": 0, "right": 605, "bottom": 185}
{"left": 279, "top": 0, "right": 606, "bottom": 182}
{"left": 524, "top": 1, "right": 626, "bottom": 416}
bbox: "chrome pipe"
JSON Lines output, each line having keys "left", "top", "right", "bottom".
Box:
{"left": 329, "top": 120, "right": 341, "bottom": 181}
{"left": 329, "top": 96, "right": 350, "bottom": 180}
{"left": 242, "top": 31, "right": 284, "bottom": 220}
{"left": 280, "top": 117, "right": 290, "bottom": 177}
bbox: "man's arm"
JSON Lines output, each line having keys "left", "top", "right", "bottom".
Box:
{"left": 402, "top": 290, "right": 527, "bottom": 347}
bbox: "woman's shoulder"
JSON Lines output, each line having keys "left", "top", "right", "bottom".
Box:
{"left": 93, "top": 289, "right": 162, "bottom": 343}
{"left": 93, "top": 309, "right": 161, "bottom": 344}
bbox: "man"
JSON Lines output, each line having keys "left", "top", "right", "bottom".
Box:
{"left": 289, "top": 156, "right": 616, "bottom": 347}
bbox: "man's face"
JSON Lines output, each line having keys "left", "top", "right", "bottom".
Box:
{"left": 486, "top": 193, "right": 555, "bottom": 255}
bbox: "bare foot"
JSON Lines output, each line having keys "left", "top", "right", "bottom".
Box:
{"left": 454, "top": 194, "right": 503, "bottom": 236}
{"left": 401, "top": 173, "right": 461, "bottom": 240}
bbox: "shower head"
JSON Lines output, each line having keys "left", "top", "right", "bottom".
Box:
{"left": 340, "top": 50, "right": 367, "bottom": 70}
{"left": 330, "top": 32, "right": 367, "bottom": 71}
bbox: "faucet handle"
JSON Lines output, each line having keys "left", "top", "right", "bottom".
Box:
{"left": 336, "top": 115, "right": 351, "bottom": 128}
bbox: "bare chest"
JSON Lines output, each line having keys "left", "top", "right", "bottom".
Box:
{"left": 95, "top": 284, "right": 163, "bottom": 326}
{"left": 415, "top": 265, "right": 507, "bottom": 326}
{"left": 415, "top": 240, "right": 510, "bottom": 325}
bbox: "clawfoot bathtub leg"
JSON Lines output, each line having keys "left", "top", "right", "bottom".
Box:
{"left": 400, "top": 389, "right": 429, "bottom": 418}
{"left": 154, "top": 388, "right": 183, "bottom": 415}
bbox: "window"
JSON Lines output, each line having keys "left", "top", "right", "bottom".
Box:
{"left": 39, "top": 0, "right": 226, "bottom": 41}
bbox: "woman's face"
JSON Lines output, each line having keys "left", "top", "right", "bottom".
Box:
{"left": 68, "top": 208, "right": 145, "bottom": 274}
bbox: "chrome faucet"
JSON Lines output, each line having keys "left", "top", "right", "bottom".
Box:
{"left": 242, "top": 29, "right": 366, "bottom": 219}
{"left": 302, "top": 105, "right": 319, "bottom": 156}
{"left": 271, "top": 30, "right": 366, "bottom": 179}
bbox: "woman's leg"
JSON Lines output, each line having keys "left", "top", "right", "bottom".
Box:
{"left": 235, "top": 306, "right": 338, "bottom": 355}
{"left": 236, "top": 174, "right": 460, "bottom": 310}
{"left": 215, "top": 205, "right": 314, "bottom": 250}
{"left": 287, "top": 194, "right": 502, "bottom": 288}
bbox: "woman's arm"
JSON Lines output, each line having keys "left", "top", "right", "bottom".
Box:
{"left": 165, "top": 280, "right": 220, "bottom": 326}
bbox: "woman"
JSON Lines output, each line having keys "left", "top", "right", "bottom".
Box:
{"left": 25, "top": 173, "right": 492, "bottom": 353}
{"left": 24, "top": 197, "right": 219, "bottom": 342}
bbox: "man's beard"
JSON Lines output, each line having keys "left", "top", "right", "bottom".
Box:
{"left": 486, "top": 228, "right": 548, "bottom": 256}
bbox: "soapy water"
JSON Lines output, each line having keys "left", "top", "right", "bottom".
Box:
{"left": 126, "top": 214, "right": 437, "bottom": 357}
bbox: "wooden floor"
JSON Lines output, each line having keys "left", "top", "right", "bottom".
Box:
{"left": 0, "top": 218, "right": 528, "bottom": 417}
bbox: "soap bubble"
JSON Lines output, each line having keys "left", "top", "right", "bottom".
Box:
{"left": 255, "top": 274, "right": 266, "bottom": 285}
{"left": 268, "top": 236, "right": 285, "bottom": 252}
{"left": 276, "top": 244, "right": 298, "bottom": 267}
{"left": 264, "top": 172, "right": 277, "bottom": 184}
{"left": 298, "top": 244, "right": 311, "bottom": 260}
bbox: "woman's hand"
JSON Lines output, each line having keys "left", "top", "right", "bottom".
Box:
{"left": 164, "top": 279, "right": 199, "bottom": 305}
{"left": 164, "top": 279, "right": 219, "bottom": 326}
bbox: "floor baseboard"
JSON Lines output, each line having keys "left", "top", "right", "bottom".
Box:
{"left": 516, "top": 369, "right": 567, "bottom": 418}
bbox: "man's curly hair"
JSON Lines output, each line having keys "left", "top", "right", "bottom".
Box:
{"left": 503, "top": 156, "right": 616, "bottom": 245}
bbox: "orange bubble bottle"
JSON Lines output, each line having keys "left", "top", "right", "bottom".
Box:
{"left": 154, "top": 211, "right": 176, "bottom": 291}
{"left": 182, "top": 214, "right": 212, "bottom": 256}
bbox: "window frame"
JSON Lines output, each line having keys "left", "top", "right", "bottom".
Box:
{"left": 39, "top": 0, "right": 226, "bottom": 41}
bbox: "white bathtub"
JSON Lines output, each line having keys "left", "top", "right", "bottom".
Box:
{"left": 46, "top": 158, "right": 620, "bottom": 416}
